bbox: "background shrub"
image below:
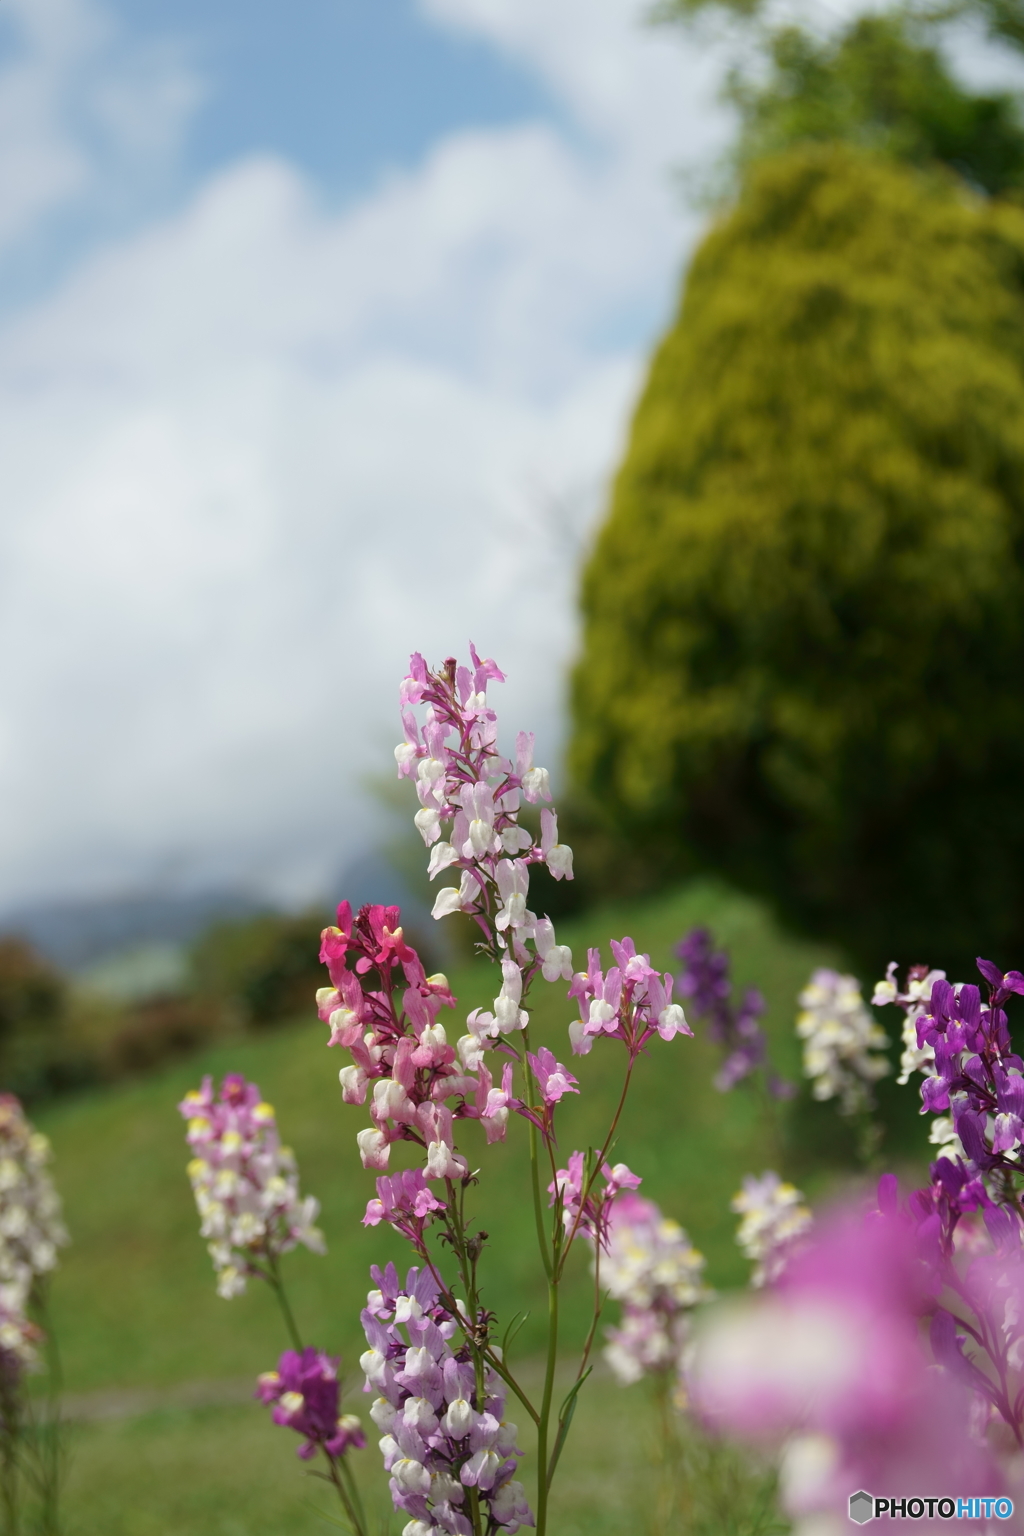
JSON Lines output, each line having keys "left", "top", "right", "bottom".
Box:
{"left": 570, "top": 144, "right": 1024, "bottom": 976}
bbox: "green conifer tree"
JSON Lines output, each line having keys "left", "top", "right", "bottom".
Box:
{"left": 570, "top": 143, "right": 1024, "bottom": 972}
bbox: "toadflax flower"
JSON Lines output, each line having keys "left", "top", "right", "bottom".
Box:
{"left": 0, "top": 1094, "right": 68, "bottom": 1368}
{"left": 316, "top": 900, "right": 533, "bottom": 1179}
{"left": 872, "top": 962, "right": 947, "bottom": 1086}
{"left": 691, "top": 1207, "right": 1004, "bottom": 1536}
{"left": 394, "top": 649, "right": 574, "bottom": 1041}
{"left": 567, "top": 938, "right": 691, "bottom": 1061}
{"left": 731, "top": 1171, "right": 812, "bottom": 1288}
{"left": 549, "top": 1154, "right": 642, "bottom": 1251}
{"left": 359, "top": 1263, "right": 533, "bottom": 1534}
{"left": 257, "top": 1347, "right": 366, "bottom": 1461}
{"left": 796, "top": 969, "right": 889, "bottom": 1114}
{"left": 875, "top": 958, "right": 1024, "bottom": 1181}
{"left": 676, "top": 928, "right": 792, "bottom": 1098}
{"left": 178, "top": 1073, "right": 325, "bottom": 1298}
{"left": 601, "top": 1192, "right": 710, "bottom": 1387}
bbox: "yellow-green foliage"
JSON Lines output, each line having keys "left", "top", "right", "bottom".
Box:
{"left": 571, "top": 144, "right": 1024, "bottom": 972}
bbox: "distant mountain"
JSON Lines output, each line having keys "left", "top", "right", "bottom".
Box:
{"left": 0, "top": 850, "right": 439, "bottom": 975}
{"left": 0, "top": 890, "right": 269, "bottom": 972}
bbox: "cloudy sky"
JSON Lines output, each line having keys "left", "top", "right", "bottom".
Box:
{"left": 0, "top": 0, "right": 743, "bottom": 915}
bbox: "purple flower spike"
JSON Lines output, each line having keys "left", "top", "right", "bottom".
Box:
{"left": 257, "top": 1347, "right": 366, "bottom": 1463}
{"left": 358, "top": 1267, "right": 532, "bottom": 1532}
{"left": 676, "top": 928, "right": 792, "bottom": 1097}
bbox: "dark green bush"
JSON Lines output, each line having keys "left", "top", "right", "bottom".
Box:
{"left": 188, "top": 909, "right": 328, "bottom": 1027}
{"left": 570, "top": 144, "right": 1024, "bottom": 976}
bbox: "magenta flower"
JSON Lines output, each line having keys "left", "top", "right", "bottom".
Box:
{"left": 527, "top": 1048, "right": 578, "bottom": 1106}
{"left": 316, "top": 900, "right": 491, "bottom": 1179}
{"left": 877, "top": 958, "right": 1024, "bottom": 1179}
{"left": 363, "top": 1170, "right": 446, "bottom": 1241}
{"left": 549, "top": 1154, "right": 641, "bottom": 1250}
{"left": 691, "top": 1207, "right": 1004, "bottom": 1535}
{"left": 256, "top": 1347, "right": 366, "bottom": 1461}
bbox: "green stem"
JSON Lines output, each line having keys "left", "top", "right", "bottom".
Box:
{"left": 266, "top": 1254, "right": 304, "bottom": 1354}
{"left": 556, "top": 1056, "right": 636, "bottom": 1282}
{"left": 522, "top": 1029, "right": 553, "bottom": 1283}
{"left": 534, "top": 1274, "right": 559, "bottom": 1536}
{"left": 0, "top": 1363, "right": 21, "bottom": 1536}
{"left": 324, "top": 1451, "right": 363, "bottom": 1534}
{"left": 336, "top": 1453, "right": 368, "bottom": 1533}
{"left": 265, "top": 1257, "right": 371, "bottom": 1536}
{"left": 32, "top": 1283, "right": 63, "bottom": 1536}
{"left": 575, "top": 1245, "right": 604, "bottom": 1385}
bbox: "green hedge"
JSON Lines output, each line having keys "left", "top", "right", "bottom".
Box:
{"left": 571, "top": 144, "right": 1024, "bottom": 976}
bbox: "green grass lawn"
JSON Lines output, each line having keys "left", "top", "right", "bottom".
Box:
{"left": 33, "top": 879, "right": 911, "bottom": 1534}
{"left": 61, "top": 1369, "right": 664, "bottom": 1536}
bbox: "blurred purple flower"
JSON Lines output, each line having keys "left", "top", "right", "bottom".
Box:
{"left": 675, "top": 928, "right": 792, "bottom": 1098}
{"left": 256, "top": 1347, "right": 366, "bottom": 1461}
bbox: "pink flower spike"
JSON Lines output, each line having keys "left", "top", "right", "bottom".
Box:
{"left": 528, "top": 1047, "right": 579, "bottom": 1106}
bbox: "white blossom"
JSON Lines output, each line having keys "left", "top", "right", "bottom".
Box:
{"left": 796, "top": 969, "right": 890, "bottom": 1113}
{"left": 732, "top": 1171, "right": 813, "bottom": 1288}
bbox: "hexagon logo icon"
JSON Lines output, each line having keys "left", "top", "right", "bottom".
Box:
{"left": 849, "top": 1491, "right": 874, "bottom": 1524}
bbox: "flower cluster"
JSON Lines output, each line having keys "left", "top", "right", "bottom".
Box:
{"left": 0, "top": 1095, "right": 67, "bottom": 1368}
{"left": 178, "top": 1074, "right": 325, "bottom": 1298}
{"left": 731, "top": 1172, "right": 812, "bottom": 1288}
{"left": 395, "top": 648, "right": 573, "bottom": 989}
{"left": 869, "top": 956, "right": 1024, "bottom": 1450}
{"left": 879, "top": 1169, "right": 1024, "bottom": 1450}
{"left": 548, "top": 1155, "right": 642, "bottom": 1250}
{"left": 317, "top": 899, "right": 526, "bottom": 1180}
{"left": 872, "top": 962, "right": 947, "bottom": 1085}
{"left": 600, "top": 1192, "right": 709, "bottom": 1387}
{"left": 257, "top": 1348, "right": 366, "bottom": 1461}
{"left": 360, "top": 1264, "right": 533, "bottom": 1534}
{"left": 567, "top": 939, "right": 690, "bottom": 1060}
{"left": 675, "top": 928, "right": 791, "bottom": 1097}
{"left": 875, "top": 959, "right": 1024, "bottom": 1180}
{"left": 795, "top": 969, "right": 889, "bottom": 1114}
{"left": 691, "top": 1208, "right": 1003, "bottom": 1536}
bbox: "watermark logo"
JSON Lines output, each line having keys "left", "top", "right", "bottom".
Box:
{"left": 849, "top": 1493, "right": 1015, "bottom": 1522}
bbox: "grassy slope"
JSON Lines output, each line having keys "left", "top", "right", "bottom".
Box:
{"left": 35, "top": 879, "right": 888, "bottom": 1534}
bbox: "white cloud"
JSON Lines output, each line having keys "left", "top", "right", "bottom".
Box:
{"left": 0, "top": 0, "right": 202, "bottom": 261}
{"left": 0, "top": 0, "right": 732, "bottom": 912}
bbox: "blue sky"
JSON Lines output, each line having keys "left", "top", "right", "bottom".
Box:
{"left": 118, "top": 0, "right": 554, "bottom": 190}
{"left": 0, "top": 0, "right": 733, "bottom": 912}
{"left": 0, "top": 0, "right": 563, "bottom": 307}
